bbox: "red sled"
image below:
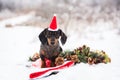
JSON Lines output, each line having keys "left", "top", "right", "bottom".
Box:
{"left": 29, "top": 61, "right": 74, "bottom": 79}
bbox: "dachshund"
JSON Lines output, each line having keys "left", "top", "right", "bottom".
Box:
{"left": 39, "top": 28, "right": 67, "bottom": 68}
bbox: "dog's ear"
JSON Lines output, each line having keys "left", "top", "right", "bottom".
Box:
{"left": 39, "top": 28, "right": 47, "bottom": 45}
{"left": 58, "top": 29, "right": 67, "bottom": 45}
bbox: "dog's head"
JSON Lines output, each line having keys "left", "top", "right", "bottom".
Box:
{"left": 39, "top": 28, "right": 67, "bottom": 46}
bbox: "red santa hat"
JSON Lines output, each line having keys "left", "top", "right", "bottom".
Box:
{"left": 48, "top": 14, "right": 58, "bottom": 31}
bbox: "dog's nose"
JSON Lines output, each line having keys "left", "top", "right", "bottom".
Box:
{"left": 51, "top": 42, "right": 55, "bottom": 45}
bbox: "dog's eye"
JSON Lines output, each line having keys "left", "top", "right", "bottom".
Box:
{"left": 55, "top": 35, "right": 59, "bottom": 38}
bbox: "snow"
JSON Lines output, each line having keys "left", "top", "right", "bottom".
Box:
{"left": 0, "top": 11, "right": 35, "bottom": 27}
{"left": 0, "top": 13, "right": 120, "bottom": 80}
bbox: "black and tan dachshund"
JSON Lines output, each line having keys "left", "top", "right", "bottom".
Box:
{"left": 39, "top": 28, "right": 67, "bottom": 68}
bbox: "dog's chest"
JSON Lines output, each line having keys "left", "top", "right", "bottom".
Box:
{"left": 46, "top": 45, "right": 59, "bottom": 53}
{"left": 41, "top": 44, "right": 60, "bottom": 57}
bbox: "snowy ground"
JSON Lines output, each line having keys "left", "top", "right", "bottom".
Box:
{"left": 0, "top": 13, "right": 120, "bottom": 80}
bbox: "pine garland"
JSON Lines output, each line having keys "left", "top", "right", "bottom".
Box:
{"left": 58, "top": 45, "right": 111, "bottom": 65}
{"left": 29, "top": 45, "right": 111, "bottom": 65}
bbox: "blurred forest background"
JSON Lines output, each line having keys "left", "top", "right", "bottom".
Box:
{"left": 0, "top": 1, "right": 120, "bottom": 80}
{"left": 0, "top": 0, "right": 120, "bottom": 35}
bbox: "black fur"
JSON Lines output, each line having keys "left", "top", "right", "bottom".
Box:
{"left": 58, "top": 29, "right": 67, "bottom": 45}
{"left": 39, "top": 28, "right": 47, "bottom": 45}
{"left": 38, "top": 28, "right": 67, "bottom": 67}
{"left": 39, "top": 28, "right": 67, "bottom": 45}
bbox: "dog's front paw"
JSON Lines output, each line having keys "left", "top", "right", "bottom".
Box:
{"left": 55, "top": 56, "right": 64, "bottom": 66}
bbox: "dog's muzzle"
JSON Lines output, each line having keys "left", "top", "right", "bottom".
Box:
{"left": 50, "top": 37, "right": 56, "bottom": 45}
